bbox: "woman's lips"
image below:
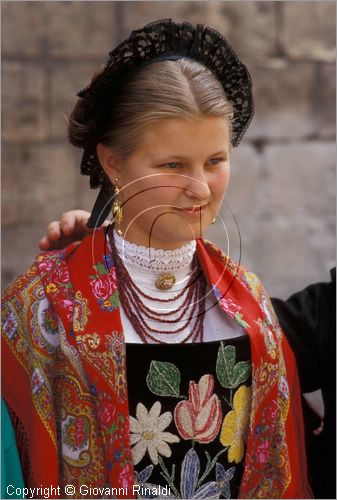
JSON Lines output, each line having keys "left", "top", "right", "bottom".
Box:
{"left": 174, "top": 205, "right": 208, "bottom": 217}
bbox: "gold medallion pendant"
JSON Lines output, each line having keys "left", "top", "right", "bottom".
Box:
{"left": 155, "top": 272, "right": 176, "bottom": 290}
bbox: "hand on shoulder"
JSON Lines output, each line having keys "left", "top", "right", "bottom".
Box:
{"left": 39, "top": 210, "right": 103, "bottom": 250}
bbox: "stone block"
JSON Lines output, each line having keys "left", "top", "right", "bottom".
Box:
{"left": 247, "top": 218, "right": 335, "bottom": 299}
{"left": 1, "top": 2, "right": 49, "bottom": 56}
{"left": 2, "top": 224, "right": 49, "bottom": 291}
{"left": 313, "top": 63, "right": 336, "bottom": 138}
{"left": 282, "top": 1, "right": 336, "bottom": 62}
{"left": 2, "top": 2, "right": 118, "bottom": 58}
{"left": 261, "top": 142, "right": 336, "bottom": 219}
{"left": 208, "top": 2, "right": 278, "bottom": 64}
{"left": 47, "top": 2, "right": 118, "bottom": 58}
{"left": 246, "top": 62, "right": 316, "bottom": 140}
{"left": 225, "top": 143, "right": 263, "bottom": 219}
{"left": 2, "top": 62, "right": 48, "bottom": 141}
{"left": 2, "top": 142, "right": 79, "bottom": 226}
{"left": 50, "top": 61, "right": 102, "bottom": 139}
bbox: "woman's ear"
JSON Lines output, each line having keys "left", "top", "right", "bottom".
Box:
{"left": 96, "top": 143, "right": 122, "bottom": 181}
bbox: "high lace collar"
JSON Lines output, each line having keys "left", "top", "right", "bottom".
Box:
{"left": 113, "top": 229, "right": 196, "bottom": 274}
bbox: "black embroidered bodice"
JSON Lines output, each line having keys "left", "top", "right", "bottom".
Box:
{"left": 126, "top": 335, "right": 251, "bottom": 499}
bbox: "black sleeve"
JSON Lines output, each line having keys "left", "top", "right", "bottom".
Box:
{"left": 272, "top": 270, "right": 336, "bottom": 499}
{"left": 271, "top": 268, "right": 336, "bottom": 393}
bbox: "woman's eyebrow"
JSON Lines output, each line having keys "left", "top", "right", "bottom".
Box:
{"left": 208, "top": 150, "right": 229, "bottom": 157}
{"left": 152, "top": 150, "right": 229, "bottom": 161}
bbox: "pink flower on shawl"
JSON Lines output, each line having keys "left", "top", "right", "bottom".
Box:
{"left": 90, "top": 275, "right": 116, "bottom": 300}
{"left": 51, "top": 265, "right": 70, "bottom": 284}
{"left": 37, "top": 258, "right": 54, "bottom": 273}
{"left": 59, "top": 299, "right": 74, "bottom": 322}
{"left": 120, "top": 463, "right": 133, "bottom": 490}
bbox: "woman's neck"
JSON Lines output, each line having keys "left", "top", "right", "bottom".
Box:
{"left": 116, "top": 225, "right": 195, "bottom": 251}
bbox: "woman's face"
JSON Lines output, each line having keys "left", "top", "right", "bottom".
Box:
{"left": 99, "top": 116, "right": 231, "bottom": 249}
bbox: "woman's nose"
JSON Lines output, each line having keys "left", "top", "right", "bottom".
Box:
{"left": 184, "top": 171, "right": 211, "bottom": 201}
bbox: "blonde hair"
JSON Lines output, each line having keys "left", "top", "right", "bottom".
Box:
{"left": 69, "top": 59, "right": 233, "bottom": 183}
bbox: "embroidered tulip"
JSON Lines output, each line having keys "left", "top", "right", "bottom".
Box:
{"left": 174, "top": 374, "right": 222, "bottom": 444}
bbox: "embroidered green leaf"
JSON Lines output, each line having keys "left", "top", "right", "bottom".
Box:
{"left": 217, "top": 343, "right": 251, "bottom": 389}
{"left": 94, "top": 262, "right": 109, "bottom": 275}
{"left": 216, "top": 344, "right": 236, "bottom": 389}
{"left": 146, "top": 361, "right": 181, "bottom": 397}
{"left": 232, "top": 361, "right": 251, "bottom": 386}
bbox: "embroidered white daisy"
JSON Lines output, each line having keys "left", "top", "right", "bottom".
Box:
{"left": 129, "top": 401, "right": 180, "bottom": 465}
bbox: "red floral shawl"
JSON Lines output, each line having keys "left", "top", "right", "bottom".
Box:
{"left": 2, "top": 229, "right": 312, "bottom": 498}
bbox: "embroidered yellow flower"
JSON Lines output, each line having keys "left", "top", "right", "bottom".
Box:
{"left": 220, "top": 385, "right": 251, "bottom": 463}
{"left": 46, "top": 283, "right": 57, "bottom": 294}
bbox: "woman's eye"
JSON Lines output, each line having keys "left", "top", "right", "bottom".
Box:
{"left": 165, "top": 162, "right": 180, "bottom": 169}
{"left": 207, "top": 158, "right": 222, "bottom": 166}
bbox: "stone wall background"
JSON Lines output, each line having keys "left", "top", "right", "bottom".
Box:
{"left": 2, "top": 0, "right": 336, "bottom": 298}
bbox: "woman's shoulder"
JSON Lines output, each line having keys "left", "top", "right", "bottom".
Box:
{"left": 1, "top": 245, "right": 81, "bottom": 356}
{"left": 2, "top": 239, "right": 83, "bottom": 317}
{"left": 200, "top": 237, "right": 277, "bottom": 319}
{"left": 2, "top": 229, "right": 106, "bottom": 309}
{"left": 2, "top": 248, "right": 69, "bottom": 303}
{"left": 200, "top": 237, "right": 262, "bottom": 287}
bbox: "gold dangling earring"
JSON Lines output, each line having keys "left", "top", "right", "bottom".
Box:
{"left": 211, "top": 217, "right": 216, "bottom": 224}
{"left": 112, "top": 177, "right": 123, "bottom": 236}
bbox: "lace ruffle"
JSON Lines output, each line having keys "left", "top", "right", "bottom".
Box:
{"left": 114, "top": 230, "right": 196, "bottom": 274}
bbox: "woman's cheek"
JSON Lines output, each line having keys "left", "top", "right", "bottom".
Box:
{"left": 213, "top": 166, "right": 230, "bottom": 200}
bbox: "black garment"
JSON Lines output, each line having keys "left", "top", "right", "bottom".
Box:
{"left": 126, "top": 336, "right": 251, "bottom": 499}
{"left": 271, "top": 269, "right": 336, "bottom": 499}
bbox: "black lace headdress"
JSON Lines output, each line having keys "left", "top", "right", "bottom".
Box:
{"left": 76, "top": 19, "right": 254, "bottom": 227}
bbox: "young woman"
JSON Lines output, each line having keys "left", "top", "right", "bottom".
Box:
{"left": 2, "top": 20, "right": 312, "bottom": 499}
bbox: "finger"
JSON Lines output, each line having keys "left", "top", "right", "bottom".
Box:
{"left": 61, "top": 210, "right": 91, "bottom": 235}
{"left": 60, "top": 212, "right": 77, "bottom": 236}
{"left": 39, "top": 236, "right": 51, "bottom": 251}
{"left": 47, "top": 221, "right": 62, "bottom": 241}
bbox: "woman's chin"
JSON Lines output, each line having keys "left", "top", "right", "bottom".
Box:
{"left": 149, "top": 229, "right": 201, "bottom": 249}
{"left": 121, "top": 219, "right": 209, "bottom": 248}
